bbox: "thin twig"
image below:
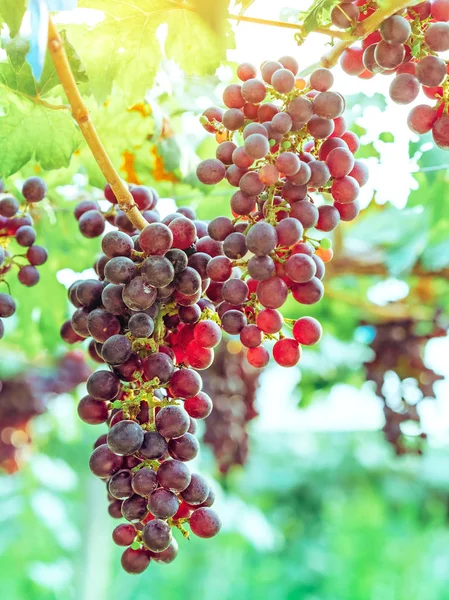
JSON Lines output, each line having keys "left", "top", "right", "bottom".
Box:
{"left": 47, "top": 17, "right": 147, "bottom": 231}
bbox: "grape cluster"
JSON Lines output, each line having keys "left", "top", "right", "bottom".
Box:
{"left": 339, "top": 1, "right": 449, "bottom": 149}
{"left": 63, "top": 198, "right": 223, "bottom": 574}
{"left": 363, "top": 313, "right": 446, "bottom": 455}
{"left": 74, "top": 183, "right": 160, "bottom": 238}
{"left": 202, "top": 340, "right": 260, "bottom": 474}
{"left": 0, "top": 351, "right": 91, "bottom": 473}
{"left": 196, "top": 56, "right": 366, "bottom": 368}
{"left": 0, "top": 177, "right": 49, "bottom": 338}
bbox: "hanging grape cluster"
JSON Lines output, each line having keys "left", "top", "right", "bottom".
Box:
{"left": 202, "top": 340, "right": 260, "bottom": 474}
{"left": 0, "top": 177, "right": 49, "bottom": 338}
{"left": 364, "top": 313, "right": 446, "bottom": 454}
{"left": 196, "top": 56, "right": 366, "bottom": 368}
{"left": 65, "top": 188, "right": 226, "bottom": 574}
{"left": 339, "top": 0, "right": 449, "bottom": 148}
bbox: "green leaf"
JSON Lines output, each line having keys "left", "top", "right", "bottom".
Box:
{"left": 299, "top": 0, "right": 339, "bottom": 34}
{"left": 0, "top": 90, "right": 81, "bottom": 177}
{"left": 67, "top": 0, "right": 234, "bottom": 103}
{"left": 0, "top": 0, "right": 26, "bottom": 38}
{"left": 379, "top": 132, "right": 394, "bottom": 143}
{"left": 355, "top": 142, "right": 380, "bottom": 159}
{"left": 1, "top": 32, "right": 88, "bottom": 98}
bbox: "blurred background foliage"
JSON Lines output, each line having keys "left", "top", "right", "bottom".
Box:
{"left": 1, "top": 0, "right": 449, "bottom": 598}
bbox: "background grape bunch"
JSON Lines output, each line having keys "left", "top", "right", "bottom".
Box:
{"left": 0, "top": 177, "right": 49, "bottom": 338}
{"left": 338, "top": 0, "right": 449, "bottom": 148}
{"left": 0, "top": 351, "right": 91, "bottom": 474}
{"left": 196, "top": 56, "right": 367, "bottom": 368}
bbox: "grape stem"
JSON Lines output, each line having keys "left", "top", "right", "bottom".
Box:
{"left": 226, "top": 12, "right": 351, "bottom": 40}
{"left": 46, "top": 17, "right": 148, "bottom": 231}
{"left": 166, "top": 0, "right": 351, "bottom": 40}
{"left": 299, "top": 0, "right": 418, "bottom": 76}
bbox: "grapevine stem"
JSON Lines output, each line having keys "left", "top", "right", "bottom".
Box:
{"left": 166, "top": 1, "right": 351, "bottom": 39}
{"left": 299, "top": 0, "right": 417, "bottom": 76}
{"left": 226, "top": 13, "right": 351, "bottom": 40}
{"left": 46, "top": 17, "right": 148, "bottom": 231}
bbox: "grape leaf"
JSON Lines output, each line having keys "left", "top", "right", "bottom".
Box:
{"left": 379, "top": 132, "right": 394, "bottom": 143}
{"left": 0, "top": 90, "right": 81, "bottom": 177}
{"left": 298, "top": 0, "right": 340, "bottom": 33}
{"left": 66, "top": 0, "right": 234, "bottom": 103}
{"left": 0, "top": 31, "right": 88, "bottom": 98}
{"left": 0, "top": 0, "right": 27, "bottom": 37}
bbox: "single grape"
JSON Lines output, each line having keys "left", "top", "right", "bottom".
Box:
{"left": 273, "top": 338, "right": 301, "bottom": 367}
{"left": 122, "top": 494, "right": 149, "bottom": 523}
{"left": 157, "top": 459, "right": 191, "bottom": 492}
{"left": 131, "top": 467, "right": 157, "bottom": 496}
{"left": 247, "top": 345, "right": 270, "bottom": 368}
{"left": 109, "top": 470, "right": 134, "bottom": 499}
{"left": 168, "top": 433, "right": 199, "bottom": 462}
{"left": 108, "top": 420, "right": 144, "bottom": 456}
{"left": 27, "top": 245, "right": 48, "bottom": 266}
{"left": 0, "top": 293, "right": 16, "bottom": 318}
{"left": 331, "top": 176, "right": 360, "bottom": 204}
{"left": 246, "top": 222, "right": 277, "bottom": 256}
{"left": 407, "top": 104, "right": 437, "bottom": 134}
{"left": 89, "top": 444, "right": 123, "bottom": 478}
{"left": 310, "top": 68, "right": 334, "bottom": 92}
{"left": 415, "top": 55, "right": 447, "bottom": 87}
{"left": 156, "top": 405, "right": 190, "bottom": 438}
{"left": 291, "top": 277, "right": 324, "bottom": 305}
{"left": 184, "top": 391, "right": 213, "bottom": 419}
{"left": 240, "top": 324, "right": 263, "bottom": 348}
{"left": 123, "top": 276, "right": 157, "bottom": 311}
{"left": 121, "top": 548, "right": 151, "bottom": 574}
{"left": 432, "top": 115, "right": 449, "bottom": 149}
{"left": 424, "top": 22, "right": 449, "bottom": 51}
{"left": 181, "top": 473, "right": 209, "bottom": 505}
{"left": 293, "top": 316, "right": 323, "bottom": 345}
{"left": 271, "top": 68, "right": 295, "bottom": 93}
{"left": 148, "top": 488, "right": 179, "bottom": 519}
{"left": 102, "top": 334, "right": 133, "bottom": 366}
{"left": 257, "top": 277, "right": 288, "bottom": 309}
{"left": 77, "top": 395, "right": 109, "bottom": 425}
{"left": 87, "top": 370, "right": 121, "bottom": 401}
{"left": 78, "top": 210, "right": 105, "bottom": 238}
{"left": 15, "top": 225, "right": 36, "bottom": 247}
{"left": 331, "top": 3, "right": 359, "bottom": 28}
{"left": 113, "top": 523, "right": 136, "bottom": 547}
{"left": 380, "top": 15, "right": 411, "bottom": 44}
{"left": 139, "top": 431, "right": 168, "bottom": 460}
{"left": 142, "top": 519, "right": 172, "bottom": 552}
{"left": 285, "top": 254, "right": 316, "bottom": 283}
{"left": 0, "top": 195, "right": 19, "bottom": 217}
{"left": 22, "top": 176, "right": 47, "bottom": 203}
{"left": 142, "top": 352, "right": 174, "bottom": 383}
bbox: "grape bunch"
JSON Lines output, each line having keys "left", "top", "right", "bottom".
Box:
{"left": 363, "top": 313, "right": 446, "bottom": 455}
{"left": 0, "top": 351, "right": 91, "bottom": 473}
{"left": 74, "top": 183, "right": 160, "bottom": 238}
{"left": 196, "top": 56, "right": 366, "bottom": 368}
{"left": 202, "top": 340, "right": 260, "bottom": 474}
{"left": 62, "top": 203, "right": 224, "bottom": 574}
{"left": 0, "top": 177, "right": 49, "bottom": 338}
{"left": 339, "top": 1, "right": 449, "bottom": 149}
